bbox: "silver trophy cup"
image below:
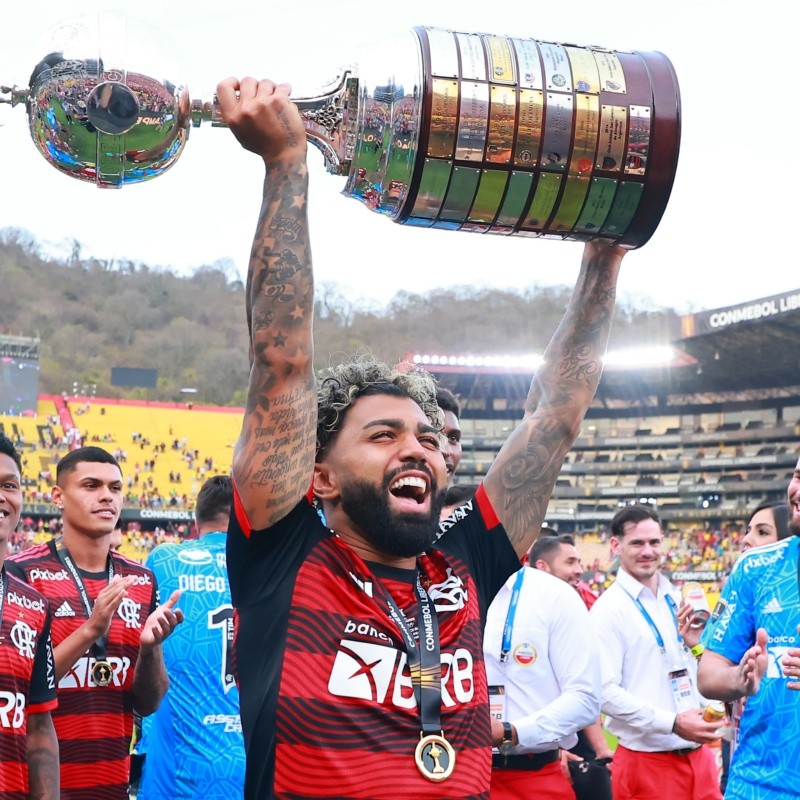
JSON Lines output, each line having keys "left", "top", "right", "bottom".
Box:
{"left": 1, "top": 14, "right": 680, "bottom": 247}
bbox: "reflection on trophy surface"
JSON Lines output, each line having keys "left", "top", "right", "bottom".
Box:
{"left": 0, "top": 13, "right": 681, "bottom": 248}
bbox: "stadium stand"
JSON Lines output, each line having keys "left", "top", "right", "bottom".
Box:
{"left": 7, "top": 287, "right": 800, "bottom": 578}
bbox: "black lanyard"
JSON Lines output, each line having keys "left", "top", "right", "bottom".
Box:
{"left": 377, "top": 568, "right": 443, "bottom": 737}
{"left": 0, "top": 569, "right": 5, "bottom": 625}
{"left": 54, "top": 537, "right": 114, "bottom": 660}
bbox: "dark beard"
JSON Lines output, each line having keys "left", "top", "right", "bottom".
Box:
{"left": 789, "top": 515, "right": 800, "bottom": 537}
{"left": 340, "top": 468, "right": 445, "bottom": 559}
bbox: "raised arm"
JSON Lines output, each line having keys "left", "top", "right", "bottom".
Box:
{"left": 218, "top": 77, "right": 317, "bottom": 530}
{"left": 482, "top": 241, "right": 625, "bottom": 558}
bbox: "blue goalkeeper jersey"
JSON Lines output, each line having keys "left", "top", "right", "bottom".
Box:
{"left": 701, "top": 536, "right": 800, "bottom": 800}
{"left": 138, "top": 533, "right": 245, "bottom": 800}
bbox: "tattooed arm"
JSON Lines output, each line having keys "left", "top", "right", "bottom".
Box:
{"left": 217, "top": 77, "right": 317, "bottom": 531}
{"left": 482, "top": 241, "right": 625, "bottom": 558}
{"left": 27, "top": 712, "right": 59, "bottom": 800}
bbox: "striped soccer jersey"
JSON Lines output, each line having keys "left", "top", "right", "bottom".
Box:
{"left": 0, "top": 569, "right": 57, "bottom": 799}
{"left": 228, "top": 484, "right": 520, "bottom": 800}
{"left": 8, "top": 541, "right": 158, "bottom": 800}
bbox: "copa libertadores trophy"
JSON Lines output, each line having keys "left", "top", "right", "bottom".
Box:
{"left": 0, "top": 14, "right": 680, "bottom": 248}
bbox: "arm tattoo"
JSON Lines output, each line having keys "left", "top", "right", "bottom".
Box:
{"left": 493, "top": 262, "right": 619, "bottom": 549}
{"left": 26, "top": 713, "right": 59, "bottom": 800}
{"left": 238, "top": 160, "right": 317, "bottom": 522}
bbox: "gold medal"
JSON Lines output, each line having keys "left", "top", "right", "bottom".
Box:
{"left": 415, "top": 732, "right": 456, "bottom": 782}
{"left": 91, "top": 659, "right": 113, "bottom": 687}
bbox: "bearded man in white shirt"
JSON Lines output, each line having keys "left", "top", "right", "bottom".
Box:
{"left": 589, "top": 504, "right": 722, "bottom": 800}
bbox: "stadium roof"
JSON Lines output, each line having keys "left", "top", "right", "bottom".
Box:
{"left": 410, "top": 288, "right": 800, "bottom": 403}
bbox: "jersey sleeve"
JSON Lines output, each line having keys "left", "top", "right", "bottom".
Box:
{"left": 28, "top": 611, "right": 57, "bottom": 713}
{"left": 437, "top": 484, "right": 520, "bottom": 612}
{"left": 227, "top": 487, "right": 326, "bottom": 607}
{"left": 700, "top": 559, "right": 754, "bottom": 663}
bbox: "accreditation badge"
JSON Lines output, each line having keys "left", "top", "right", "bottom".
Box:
{"left": 488, "top": 684, "right": 506, "bottom": 721}
{"left": 668, "top": 668, "right": 695, "bottom": 714}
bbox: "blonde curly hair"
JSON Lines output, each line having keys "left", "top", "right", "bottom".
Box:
{"left": 316, "top": 355, "right": 443, "bottom": 460}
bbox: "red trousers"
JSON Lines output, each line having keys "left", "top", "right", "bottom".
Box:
{"left": 491, "top": 761, "right": 577, "bottom": 800}
{"left": 611, "top": 744, "right": 722, "bottom": 800}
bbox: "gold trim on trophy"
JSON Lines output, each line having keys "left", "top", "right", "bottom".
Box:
{"left": 486, "top": 36, "right": 515, "bottom": 84}
{"left": 415, "top": 733, "right": 456, "bottom": 782}
{"left": 566, "top": 46, "right": 601, "bottom": 93}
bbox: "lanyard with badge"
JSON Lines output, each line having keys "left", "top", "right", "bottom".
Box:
{"left": 54, "top": 536, "right": 116, "bottom": 687}
{"left": 488, "top": 569, "right": 536, "bottom": 723}
{"left": 623, "top": 587, "right": 696, "bottom": 713}
{"left": 376, "top": 565, "right": 456, "bottom": 783}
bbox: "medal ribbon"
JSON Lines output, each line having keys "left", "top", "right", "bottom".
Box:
{"left": 378, "top": 567, "right": 444, "bottom": 737}
{"left": 54, "top": 536, "right": 115, "bottom": 662}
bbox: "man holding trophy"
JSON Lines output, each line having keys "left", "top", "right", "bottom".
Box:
{"left": 217, "top": 74, "right": 626, "bottom": 799}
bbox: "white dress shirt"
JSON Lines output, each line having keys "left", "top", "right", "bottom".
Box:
{"left": 589, "top": 567, "right": 702, "bottom": 752}
{"left": 483, "top": 566, "right": 600, "bottom": 753}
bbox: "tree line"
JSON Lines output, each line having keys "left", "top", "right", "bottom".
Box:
{"left": 0, "top": 228, "right": 680, "bottom": 406}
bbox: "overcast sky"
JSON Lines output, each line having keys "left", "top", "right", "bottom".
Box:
{"left": 0, "top": 0, "right": 787, "bottom": 315}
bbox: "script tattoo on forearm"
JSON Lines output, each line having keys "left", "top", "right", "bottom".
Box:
{"left": 239, "top": 160, "right": 317, "bottom": 520}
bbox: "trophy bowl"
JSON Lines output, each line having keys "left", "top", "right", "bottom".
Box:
{"left": 14, "top": 13, "right": 190, "bottom": 188}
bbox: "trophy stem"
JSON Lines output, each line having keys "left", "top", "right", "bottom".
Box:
{"left": 190, "top": 69, "right": 358, "bottom": 176}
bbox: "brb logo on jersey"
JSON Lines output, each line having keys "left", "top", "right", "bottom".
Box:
{"left": 117, "top": 598, "right": 142, "bottom": 628}
{"left": 328, "top": 638, "right": 475, "bottom": 708}
{"left": 0, "top": 692, "right": 26, "bottom": 729}
{"left": 10, "top": 621, "right": 36, "bottom": 660}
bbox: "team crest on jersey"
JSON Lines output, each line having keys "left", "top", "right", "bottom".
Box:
{"left": 10, "top": 620, "right": 36, "bottom": 659}
{"left": 428, "top": 568, "right": 468, "bottom": 612}
{"left": 178, "top": 548, "right": 214, "bottom": 565}
{"left": 117, "top": 597, "right": 142, "bottom": 628}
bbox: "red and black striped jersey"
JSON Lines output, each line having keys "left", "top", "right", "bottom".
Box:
{"left": 228, "top": 485, "right": 519, "bottom": 800}
{"left": 7, "top": 542, "right": 158, "bottom": 800}
{"left": 0, "top": 568, "right": 57, "bottom": 800}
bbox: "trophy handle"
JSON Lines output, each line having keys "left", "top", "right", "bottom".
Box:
{"left": 190, "top": 69, "right": 359, "bottom": 176}
{"left": 0, "top": 85, "right": 29, "bottom": 108}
